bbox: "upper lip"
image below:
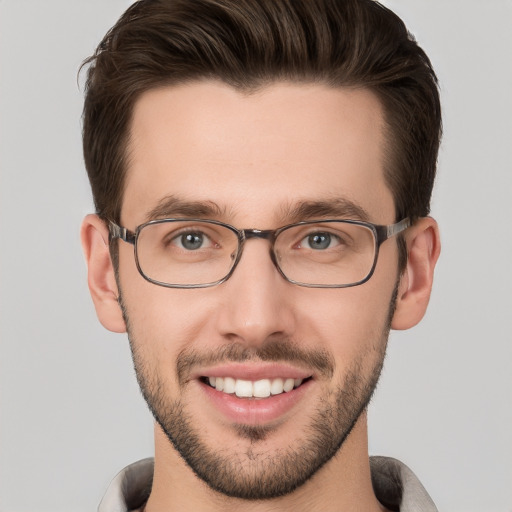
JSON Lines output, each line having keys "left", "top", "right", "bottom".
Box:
{"left": 191, "top": 362, "right": 313, "bottom": 381}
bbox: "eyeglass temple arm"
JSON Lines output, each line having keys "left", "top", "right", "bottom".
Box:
{"left": 375, "top": 217, "right": 411, "bottom": 245}
{"left": 108, "top": 221, "right": 136, "bottom": 245}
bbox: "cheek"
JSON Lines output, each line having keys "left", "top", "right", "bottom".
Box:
{"left": 295, "top": 283, "right": 394, "bottom": 361}
{"left": 119, "top": 270, "right": 219, "bottom": 381}
{"left": 118, "top": 242, "right": 210, "bottom": 342}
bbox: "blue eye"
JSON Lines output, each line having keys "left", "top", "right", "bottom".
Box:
{"left": 304, "top": 232, "right": 337, "bottom": 250}
{"left": 175, "top": 232, "right": 210, "bottom": 250}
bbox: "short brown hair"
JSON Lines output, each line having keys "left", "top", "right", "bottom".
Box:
{"left": 82, "top": 0, "right": 441, "bottom": 231}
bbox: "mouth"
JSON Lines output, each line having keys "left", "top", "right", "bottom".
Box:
{"left": 196, "top": 367, "right": 315, "bottom": 425}
{"left": 201, "top": 376, "right": 312, "bottom": 398}
{"left": 193, "top": 363, "right": 316, "bottom": 425}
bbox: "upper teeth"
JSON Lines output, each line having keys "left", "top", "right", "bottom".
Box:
{"left": 208, "top": 377, "right": 304, "bottom": 398}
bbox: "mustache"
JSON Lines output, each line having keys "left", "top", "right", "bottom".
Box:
{"left": 176, "top": 339, "right": 335, "bottom": 385}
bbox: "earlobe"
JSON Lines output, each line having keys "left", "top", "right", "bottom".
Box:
{"left": 80, "top": 214, "right": 127, "bottom": 333}
{"left": 391, "top": 217, "right": 441, "bottom": 330}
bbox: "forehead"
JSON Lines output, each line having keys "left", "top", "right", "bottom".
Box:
{"left": 123, "top": 81, "right": 394, "bottom": 226}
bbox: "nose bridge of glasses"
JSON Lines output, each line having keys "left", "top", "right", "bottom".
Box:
{"left": 241, "top": 228, "right": 275, "bottom": 241}
{"left": 240, "top": 229, "right": 278, "bottom": 259}
{"left": 235, "top": 228, "right": 280, "bottom": 274}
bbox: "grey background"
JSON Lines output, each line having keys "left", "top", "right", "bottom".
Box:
{"left": 1, "top": 1, "right": 511, "bottom": 511}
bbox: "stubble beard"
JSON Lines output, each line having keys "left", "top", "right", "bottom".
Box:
{"left": 121, "top": 290, "right": 396, "bottom": 500}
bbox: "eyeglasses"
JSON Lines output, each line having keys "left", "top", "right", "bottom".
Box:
{"left": 109, "top": 217, "right": 410, "bottom": 289}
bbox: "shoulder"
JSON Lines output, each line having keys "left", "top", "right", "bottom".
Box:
{"left": 98, "top": 458, "right": 154, "bottom": 512}
{"left": 370, "top": 456, "right": 438, "bottom": 512}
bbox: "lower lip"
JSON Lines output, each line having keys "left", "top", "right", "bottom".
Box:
{"left": 199, "top": 379, "right": 312, "bottom": 425}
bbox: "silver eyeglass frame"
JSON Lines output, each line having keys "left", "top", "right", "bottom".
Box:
{"left": 109, "top": 217, "right": 410, "bottom": 289}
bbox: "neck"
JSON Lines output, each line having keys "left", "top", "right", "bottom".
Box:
{"left": 145, "top": 413, "right": 387, "bottom": 512}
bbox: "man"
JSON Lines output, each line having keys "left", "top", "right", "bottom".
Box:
{"left": 80, "top": 0, "right": 441, "bottom": 510}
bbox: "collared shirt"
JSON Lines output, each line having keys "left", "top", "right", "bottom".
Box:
{"left": 98, "top": 456, "right": 438, "bottom": 512}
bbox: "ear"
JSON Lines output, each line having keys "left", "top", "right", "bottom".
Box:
{"left": 80, "top": 214, "right": 126, "bottom": 333}
{"left": 391, "top": 217, "right": 441, "bottom": 330}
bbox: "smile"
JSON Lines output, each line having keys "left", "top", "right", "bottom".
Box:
{"left": 204, "top": 376, "right": 307, "bottom": 398}
{"left": 197, "top": 366, "right": 315, "bottom": 424}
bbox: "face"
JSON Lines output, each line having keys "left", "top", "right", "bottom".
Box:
{"left": 118, "top": 82, "right": 400, "bottom": 499}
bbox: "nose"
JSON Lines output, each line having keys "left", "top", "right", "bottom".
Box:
{"left": 214, "top": 238, "right": 296, "bottom": 347}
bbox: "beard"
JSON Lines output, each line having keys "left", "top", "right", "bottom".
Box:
{"left": 121, "top": 288, "right": 396, "bottom": 500}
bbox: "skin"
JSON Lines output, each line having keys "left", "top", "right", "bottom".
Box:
{"left": 81, "top": 82, "right": 440, "bottom": 512}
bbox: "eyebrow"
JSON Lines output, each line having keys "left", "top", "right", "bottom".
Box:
{"left": 144, "top": 195, "right": 228, "bottom": 222}
{"left": 280, "top": 198, "right": 371, "bottom": 224}
{"left": 144, "top": 195, "right": 371, "bottom": 224}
